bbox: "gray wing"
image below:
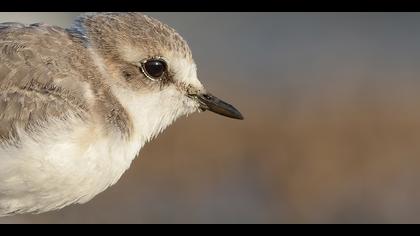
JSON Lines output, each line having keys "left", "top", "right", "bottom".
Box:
{"left": 0, "top": 23, "right": 89, "bottom": 142}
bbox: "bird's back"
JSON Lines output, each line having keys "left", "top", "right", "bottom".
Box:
{"left": 0, "top": 22, "right": 92, "bottom": 144}
{"left": 0, "top": 12, "right": 233, "bottom": 217}
{"left": 0, "top": 23, "right": 110, "bottom": 216}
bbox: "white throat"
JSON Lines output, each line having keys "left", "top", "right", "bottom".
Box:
{"left": 111, "top": 85, "right": 198, "bottom": 151}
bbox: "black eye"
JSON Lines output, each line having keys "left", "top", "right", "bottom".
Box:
{"left": 141, "top": 58, "right": 167, "bottom": 80}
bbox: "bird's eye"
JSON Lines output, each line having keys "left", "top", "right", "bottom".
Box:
{"left": 140, "top": 58, "right": 167, "bottom": 81}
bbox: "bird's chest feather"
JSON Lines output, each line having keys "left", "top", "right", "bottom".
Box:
{"left": 0, "top": 116, "right": 141, "bottom": 214}
{"left": 0, "top": 86, "right": 193, "bottom": 215}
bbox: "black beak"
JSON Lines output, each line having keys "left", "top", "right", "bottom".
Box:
{"left": 191, "top": 93, "right": 244, "bottom": 120}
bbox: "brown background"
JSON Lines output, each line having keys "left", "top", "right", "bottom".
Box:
{"left": 1, "top": 12, "right": 420, "bottom": 223}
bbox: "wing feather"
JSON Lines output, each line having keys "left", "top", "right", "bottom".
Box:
{"left": 0, "top": 23, "right": 89, "bottom": 142}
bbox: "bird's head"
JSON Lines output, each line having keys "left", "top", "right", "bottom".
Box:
{"left": 69, "top": 12, "right": 242, "bottom": 141}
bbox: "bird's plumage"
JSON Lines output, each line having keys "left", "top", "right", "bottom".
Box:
{"left": 0, "top": 23, "right": 89, "bottom": 143}
{"left": 0, "top": 13, "right": 204, "bottom": 216}
{"left": 0, "top": 12, "right": 242, "bottom": 217}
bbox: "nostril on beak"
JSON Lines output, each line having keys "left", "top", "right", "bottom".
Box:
{"left": 202, "top": 94, "right": 213, "bottom": 101}
{"left": 194, "top": 93, "right": 244, "bottom": 120}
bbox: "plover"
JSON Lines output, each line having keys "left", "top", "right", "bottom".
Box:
{"left": 0, "top": 12, "right": 242, "bottom": 216}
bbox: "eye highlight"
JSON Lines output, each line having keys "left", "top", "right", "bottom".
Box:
{"left": 140, "top": 57, "right": 168, "bottom": 81}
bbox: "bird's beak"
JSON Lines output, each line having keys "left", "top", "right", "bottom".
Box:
{"left": 189, "top": 93, "right": 244, "bottom": 120}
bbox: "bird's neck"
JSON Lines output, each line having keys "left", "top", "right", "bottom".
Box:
{"left": 110, "top": 85, "right": 186, "bottom": 150}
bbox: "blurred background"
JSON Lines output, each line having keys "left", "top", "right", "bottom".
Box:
{"left": 1, "top": 12, "right": 420, "bottom": 223}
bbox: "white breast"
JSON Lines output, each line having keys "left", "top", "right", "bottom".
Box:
{"left": 0, "top": 114, "right": 140, "bottom": 216}
{"left": 0, "top": 83, "right": 198, "bottom": 216}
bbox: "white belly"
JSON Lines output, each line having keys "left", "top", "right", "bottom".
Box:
{"left": 0, "top": 116, "right": 141, "bottom": 216}
{"left": 0, "top": 85, "right": 197, "bottom": 216}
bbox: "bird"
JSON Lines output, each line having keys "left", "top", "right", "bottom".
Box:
{"left": 0, "top": 12, "right": 243, "bottom": 216}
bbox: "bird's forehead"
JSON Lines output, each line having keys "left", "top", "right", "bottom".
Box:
{"left": 106, "top": 13, "right": 193, "bottom": 61}
{"left": 78, "top": 13, "right": 193, "bottom": 60}
{"left": 109, "top": 13, "right": 202, "bottom": 90}
{"left": 124, "top": 29, "right": 192, "bottom": 62}
{"left": 79, "top": 13, "right": 203, "bottom": 90}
